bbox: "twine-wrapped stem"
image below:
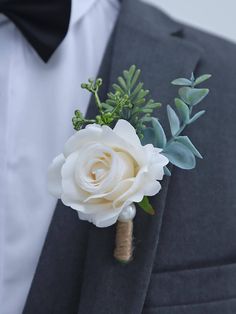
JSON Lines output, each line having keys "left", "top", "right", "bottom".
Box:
{"left": 113, "top": 203, "right": 136, "bottom": 263}
{"left": 114, "top": 220, "right": 133, "bottom": 263}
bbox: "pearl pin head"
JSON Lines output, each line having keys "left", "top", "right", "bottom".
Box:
{"left": 118, "top": 203, "right": 136, "bottom": 222}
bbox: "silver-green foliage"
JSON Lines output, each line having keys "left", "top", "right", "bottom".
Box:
{"left": 144, "top": 73, "right": 211, "bottom": 174}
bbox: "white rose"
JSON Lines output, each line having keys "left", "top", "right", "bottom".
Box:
{"left": 48, "top": 119, "right": 168, "bottom": 227}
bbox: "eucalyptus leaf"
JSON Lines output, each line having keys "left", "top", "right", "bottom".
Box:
{"left": 171, "top": 78, "right": 192, "bottom": 86}
{"left": 162, "top": 142, "right": 196, "bottom": 170}
{"left": 175, "top": 98, "right": 190, "bottom": 123}
{"left": 179, "top": 87, "right": 209, "bottom": 106}
{"left": 194, "top": 74, "right": 212, "bottom": 86}
{"left": 189, "top": 110, "right": 206, "bottom": 123}
{"left": 138, "top": 196, "right": 155, "bottom": 215}
{"left": 151, "top": 118, "right": 167, "bottom": 148}
{"left": 164, "top": 166, "right": 171, "bottom": 176}
{"left": 167, "top": 105, "right": 180, "bottom": 136}
{"left": 142, "top": 127, "right": 156, "bottom": 146}
{"left": 175, "top": 136, "right": 202, "bottom": 158}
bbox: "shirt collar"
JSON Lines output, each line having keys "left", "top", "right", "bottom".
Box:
{"left": 70, "top": 0, "right": 98, "bottom": 25}
{"left": 0, "top": 13, "right": 8, "bottom": 24}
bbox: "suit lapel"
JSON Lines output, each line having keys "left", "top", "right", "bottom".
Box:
{"left": 77, "top": 1, "right": 202, "bottom": 314}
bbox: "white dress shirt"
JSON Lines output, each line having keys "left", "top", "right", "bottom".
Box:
{"left": 0, "top": 0, "right": 120, "bottom": 313}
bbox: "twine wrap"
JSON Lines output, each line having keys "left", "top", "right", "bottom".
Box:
{"left": 113, "top": 203, "right": 136, "bottom": 263}
{"left": 114, "top": 220, "right": 133, "bottom": 263}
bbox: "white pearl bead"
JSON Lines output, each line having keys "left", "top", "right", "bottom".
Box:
{"left": 118, "top": 203, "right": 136, "bottom": 222}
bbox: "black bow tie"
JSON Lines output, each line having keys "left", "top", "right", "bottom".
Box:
{"left": 0, "top": 0, "right": 71, "bottom": 62}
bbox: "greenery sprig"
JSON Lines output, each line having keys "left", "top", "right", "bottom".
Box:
{"left": 72, "top": 65, "right": 211, "bottom": 175}
{"left": 72, "top": 65, "right": 211, "bottom": 176}
{"left": 72, "top": 65, "right": 161, "bottom": 137}
{"left": 142, "top": 73, "right": 211, "bottom": 175}
{"left": 71, "top": 65, "right": 211, "bottom": 215}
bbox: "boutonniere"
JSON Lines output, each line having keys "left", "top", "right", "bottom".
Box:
{"left": 48, "top": 66, "right": 211, "bottom": 263}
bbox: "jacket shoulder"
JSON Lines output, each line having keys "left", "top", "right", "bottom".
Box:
{"left": 137, "top": 1, "right": 236, "bottom": 64}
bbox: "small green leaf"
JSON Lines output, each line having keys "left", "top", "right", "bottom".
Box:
{"left": 112, "top": 83, "right": 123, "bottom": 94}
{"left": 145, "top": 101, "right": 161, "bottom": 109}
{"left": 123, "top": 70, "right": 131, "bottom": 89}
{"left": 167, "top": 105, "right": 180, "bottom": 136}
{"left": 134, "top": 89, "right": 149, "bottom": 102}
{"left": 142, "top": 127, "right": 156, "bottom": 146}
{"left": 102, "top": 102, "right": 114, "bottom": 111}
{"left": 128, "top": 65, "right": 136, "bottom": 78}
{"left": 130, "top": 68, "right": 141, "bottom": 89}
{"left": 164, "top": 166, "right": 171, "bottom": 176}
{"left": 175, "top": 98, "right": 190, "bottom": 123}
{"left": 194, "top": 74, "right": 212, "bottom": 86}
{"left": 175, "top": 136, "right": 202, "bottom": 159}
{"left": 117, "top": 76, "right": 127, "bottom": 91}
{"left": 189, "top": 110, "right": 206, "bottom": 123}
{"left": 151, "top": 118, "right": 167, "bottom": 148}
{"left": 138, "top": 196, "right": 155, "bottom": 215}
{"left": 179, "top": 87, "right": 209, "bottom": 106}
{"left": 162, "top": 142, "right": 196, "bottom": 170}
{"left": 171, "top": 78, "right": 192, "bottom": 86}
{"left": 131, "top": 82, "right": 143, "bottom": 99}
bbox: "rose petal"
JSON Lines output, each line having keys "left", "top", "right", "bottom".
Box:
{"left": 47, "top": 154, "right": 65, "bottom": 197}
{"left": 104, "top": 178, "right": 134, "bottom": 202}
{"left": 142, "top": 178, "right": 162, "bottom": 196}
{"left": 78, "top": 203, "right": 122, "bottom": 227}
{"left": 100, "top": 124, "right": 145, "bottom": 166}
{"left": 113, "top": 119, "right": 141, "bottom": 147}
{"left": 61, "top": 152, "right": 90, "bottom": 204}
{"left": 144, "top": 145, "right": 169, "bottom": 180}
{"left": 63, "top": 124, "right": 103, "bottom": 157}
{"left": 74, "top": 144, "right": 120, "bottom": 194}
{"left": 113, "top": 166, "right": 162, "bottom": 208}
{"left": 61, "top": 196, "right": 107, "bottom": 214}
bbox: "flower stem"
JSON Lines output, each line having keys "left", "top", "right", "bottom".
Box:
{"left": 94, "top": 91, "right": 103, "bottom": 114}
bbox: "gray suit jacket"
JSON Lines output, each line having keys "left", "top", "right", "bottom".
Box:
{"left": 23, "top": 0, "right": 236, "bottom": 313}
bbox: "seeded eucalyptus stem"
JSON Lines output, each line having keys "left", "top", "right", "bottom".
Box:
{"left": 94, "top": 89, "right": 103, "bottom": 114}
{"left": 72, "top": 65, "right": 161, "bottom": 134}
